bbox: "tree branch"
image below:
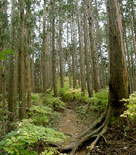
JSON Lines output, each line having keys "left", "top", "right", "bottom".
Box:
{"left": 0, "top": 0, "right": 7, "bottom": 9}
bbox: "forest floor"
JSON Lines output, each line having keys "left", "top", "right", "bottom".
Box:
{"left": 56, "top": 102, "right": 136, "bottom": 155}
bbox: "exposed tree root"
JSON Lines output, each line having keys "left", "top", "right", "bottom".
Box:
{"left": 59, "top": 111, "right": 110, "bottom": 155}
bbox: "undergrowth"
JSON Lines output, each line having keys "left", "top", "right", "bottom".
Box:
{"left": 0, "top": 119, "right": 65, "bottom": 155}
{"left": 121, "top": 92, "right": 136, "bottom": 128}
{"left": 0, "top": 93, "right": 67, "bottom": 155}
{"left": 90, "top": 88, "right": 108, "bottom": 112}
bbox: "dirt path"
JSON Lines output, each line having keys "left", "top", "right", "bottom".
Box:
{"left": 56, "top": 107, "right": 136, "bottom": 155}
{"left": 57, "top": 108, "right": 87, "bottom": 155}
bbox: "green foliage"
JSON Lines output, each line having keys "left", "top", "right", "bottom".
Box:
{"left": 42, "top": 94, "right": 65, "bottom": 110}
{"left": 61, "top": 88, "right": 74, "bottom": 101}
{"left": 30, "top": 93, "right": 62, "bottom": 126}
{"left": 60, "top": 88, "right": 91, "bottom": 103}
{"left": 29, "top": 105, "right": 52, "bottom": 125}
{"left": 31, "top": 93, "right": 42, "bottom": 105}
{"left": 90, "top": 88, "right": 108, "bottom": 112}
{"left": 121, "top": 92, "right": 136, "bottom": 126}
{"left": 40, "top": 147, "right": 67, "bottom": 155}
{"left": 0, "top": 119, "right": 65, "bottom": 155}
{"left": 0, "top": 49, "right": 14, "bottom": 61}
{"left": 75, "top": 105, "right": 89, "bottom": 115}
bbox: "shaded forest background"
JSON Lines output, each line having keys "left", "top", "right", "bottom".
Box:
{"left": 0, "top": 0, "right": 136, "bottom": 154}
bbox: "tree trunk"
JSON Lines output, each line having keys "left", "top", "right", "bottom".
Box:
{"left": 31, "top": 37, "right": 35, "bottom": 92}
{"left": 18, "top": 0, "right": 26, "bottom": 120}
{"left": 84, "top": 7, "right": 92, "bottom": 97}
{"left": 59, "top": 8, "right": 64, "bottom": 88}
{"left": 51, "top": 0, "right": 57, "bottom": 96}
{"left": 26, "top": 0, "right": 31, "bottom": 108}
{"left": 87, "top": 0, "right": 100, "bottom": 92}
{"left": 8, "top": 0, "right": 16, "bottom": 123}
{"left": 42, "top": 0, "right": 47, "bottom": 94}
{"left": 71, "top": 19, "right": 77, "bottom": 89}
{"left": 131, "top": 0, "right": 136, "bottom": 43}
{"left": 124, "top": 25, "right": 133, "bottom": 93}
{"left": 77, "top": 8, "right": 86, "bottom": 94}
{"left": 107, "top": 0, "right": 128, "bottom": 117}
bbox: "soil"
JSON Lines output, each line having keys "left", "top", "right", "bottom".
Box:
{"left": 57, "top": 108, "right": 87, "bottom": 155}
{"left": 57, "top": 105, "right": 136, "bottom": 155}
{"left": 90, "top": 128, "right": 136, "bottom": 155}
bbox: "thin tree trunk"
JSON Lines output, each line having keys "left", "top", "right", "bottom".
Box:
{"left": 51, "top": 0, "right": 57, "bottom": 96}
{"left": 77, "top": 9, "right": 86, "bottom": 94}
{"left": 31, "top": 38, "right": 35, "bottom": 92}
{"left": 124, "top": 25, "right": 133, "bottom": 93}
{"left": 87, "top": 0, "right": 100, "bottom": 92}
{"left": 71, "top": 19, "right": 77, "bottom": 89}
{"left": 8, "top": 0, "right": 16, "bottom": 123}
{"left": 42, "top": 0, "right": 47, "bottom": 94}
{"left": 18, "top": 0, "right": 25, "bottom": 119}
{"left": 59, "top": 8, "right": 64, "bottom": 88}
{"left": 26, "top": 1, "right": 31, "bottom": 108}
{"left": 84, "top": 7, "right": 92, "bottom": 97}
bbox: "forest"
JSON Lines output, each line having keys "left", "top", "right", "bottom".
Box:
{"left": 0, "top": 0, "right": 136, "bottom": 154}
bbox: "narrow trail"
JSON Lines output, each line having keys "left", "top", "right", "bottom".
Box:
{"left": 56, "top": 106, "right": 136, "bottom": 155}
{"left": 57, "top": 108, "right": 87, "bottom": 155}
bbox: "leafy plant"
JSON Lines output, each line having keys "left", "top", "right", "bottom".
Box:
{"left": 0, "top": 119, "right": 65, "bottom": 155}
{"left": 29, "top": 105, "right": 52, "bottom": 125}
{"left": 60, "top": 88, "right": 91, "bottom": 103}
{"left": 121, "top": 92, "right": 136, "bottom": 126}
{"left": 0, "top": 49, "right": 14, "bottom": 61}
{"left": 40, "top": 147, "right": 67, "bottom": 155}
{"left": 31, "top": 93, "right": 42, "bottom": 105}
{"left": 42, "top": 95, "right": 65, "bottom": 110}
{"left": 62, "top": 89, "right": 74, "bottom": 101}
{"left": 90, "top": 88, "right": 108, "bottom": 112}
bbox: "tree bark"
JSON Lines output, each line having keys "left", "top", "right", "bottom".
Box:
{"left": 84, "top": 7, "right": 92, "bottom": 97}
{"left": 51, "top": 0, "right": 57, "bottom": 96}
{"left": 8, "top": 0, "right": 16, "bottom": 123}
{"left": 42, "top": 0, "right": 47, "bottom": 94}
{"left": 107, "top": 0, "right": 128, "bottom": 117}
{"left": 59, "top": 7, "right": 64, "bottom": 88}
{"left": 77, "top": 7, "right": 86, "bottom": 94}
{"left": 26, "top": 0, "right": 31, "bottom": 108}
{"left": 124, "top": 24, "right": 133, "bottom": 93}
{"left": 71, "top": 19, "right": 77, "bottom": 89}
{"left": 31, "top": 37, "right": 35, "bottom": 92}
{"left": 18, "top": 0, "right": 26, "bottom": 119}
{"left": 87, "top": 0, "right": 100, "bottom": 92}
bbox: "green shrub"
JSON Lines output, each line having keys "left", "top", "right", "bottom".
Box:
{"left": 42, "top": 95, "right": 65, "bottom": 110}
{"left": 41, "top": 147, "right": 67, "bottom": 155}
{"left": 121, "top": 92, "right": 136, "bottom": 126}
{"left": 29, "top": 105, "right": 61, "bottom": 126}
{"left": 61, "top": 88, "right": 91, "bottom": 103}
{"left": 0, "top": 119, "right": 65, "bottom": 155}
{"left": 31, "top": 93, "right": 42, "bottom": 105}
{"left": 62, "top": 89, "right": 74, "bottom": 101}
{"left": 90, "top": 88, "right": 108, "bottom": 112}
{"left": 29, "top": 105, "right": 52, "bottom": 126}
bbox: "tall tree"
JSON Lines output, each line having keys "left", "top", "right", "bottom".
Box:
{"left": 59, "top": 3, "right": 64, "bottom": 88}
{"left": 87, "top": 0, "right": 100, "bottom": 92}
{"left": 84, "top": 5, "right": 92, "bottom": 97}
{"left": 107, "top": 0, "right": 128, "bottom": 117}
{"left": 26, "top": 0, "right": 31, "bottom": 108}
{"left": 18, "top": 0, "right": 25, "bottom": 119}
{"left": 8, "top": 0, "right": 16, "bottom": 123}
{"left": 77, "top": 7, "right": 86, "bottom": 94}
{"left": 71, "top": 19, "right": 77, "bottom": 89}
{"left": 42, "top": 0, "right": 47, "bottom": 94}
{"left": 51, "top": 0, "right": 57, "bottom": 96}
